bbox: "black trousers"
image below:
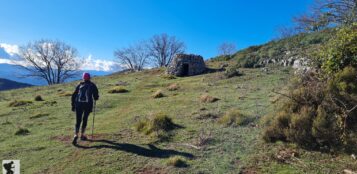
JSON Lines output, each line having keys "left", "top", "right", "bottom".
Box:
{"left": 75, "top": 103, "right": 91, "bottom": 134}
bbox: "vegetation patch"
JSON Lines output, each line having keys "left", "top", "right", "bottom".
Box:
{"left": 15, "top": 128, "right": 30, "bottom": 136}
{"left": 108, "top": 87, "right": 129, "bottom": 93}
{"left": 9, "top": 100, "right": 33, "bottom": 107}
{"left": 152, "top": 90, "right": 165, "bottom": 98}
{"left": 166, "top": 156, "right": 188, "bottom": 167}
{"left": 224, "top": 65, "right": 242, "bottom": 78}
{"left": 162, "top": 74, "right": 176, "bottom": 80}
{"left": 199, "top": 94, "right": 219, "bottom": 103}
{"left": 34, "top": 95, "right": 44, "bottom": 101}
{"left": 218, "top": 109, "right": 251, "bottom": 126}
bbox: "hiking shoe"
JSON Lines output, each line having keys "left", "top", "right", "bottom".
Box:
{"left": 72, "top": 135, "right": 78, "bottom": 145}
{"left": 80, "top": 135, "right": 88, "bottom": 141}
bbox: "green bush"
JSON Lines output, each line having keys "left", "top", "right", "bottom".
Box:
{"left": 321, "top": 23, "right": 357, "bottom": 73}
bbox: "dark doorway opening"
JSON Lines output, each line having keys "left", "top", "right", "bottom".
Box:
{"left": 181, "top": 63, "right": 189, "bottom": 76}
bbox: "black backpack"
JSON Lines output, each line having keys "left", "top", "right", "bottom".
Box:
{"left": 77, "top": 83, "right": 92, "bottom": 103}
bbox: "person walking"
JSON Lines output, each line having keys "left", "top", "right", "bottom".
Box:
{"left": 71, "top": 72, "right": 99, "bottom": 145}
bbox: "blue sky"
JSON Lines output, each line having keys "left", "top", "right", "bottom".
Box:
{"left": 0, "top": 0, "right": 313, "bottom": 60}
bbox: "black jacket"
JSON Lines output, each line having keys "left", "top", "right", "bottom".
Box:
{"left": 71, "top": 81, "right": 99, "bottom": 112}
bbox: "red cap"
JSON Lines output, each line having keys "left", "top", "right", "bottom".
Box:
{"left": 83, "top": 72, "right": 90, "bottom": 80}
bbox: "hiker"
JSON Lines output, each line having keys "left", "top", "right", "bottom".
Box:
{"left": 71, "top": 72, "right": 99, "bottom": 144}
{"left": 3, "top": 161, "right": 14, "bottom": 174}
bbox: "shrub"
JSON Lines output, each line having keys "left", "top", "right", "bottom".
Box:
{"left": 34, "top": 95, "right": 44, "bottom": 101}
{"left": 286, "top": 107, "right": 315, "bottom": 147}
{"left": 264, "top": 70, "right": 357, "bottom": 150}
{"left": 166, "top": 156, "right": 188, "bottom": 167}
{"left": 135, "top": 113, "right": 176, "bottom": 135}
{"left": 15, "top": 128, "right": 30, "bottom": 136}
{"left": 167, "top": 83, "right": 179, "bottom": 91}
{"left": 108, "top": 87, "right": 129, "bottom": 93}
{"left": 312, "top": 105, "right": 340, "bottom": 147}
{"left": 321, "top": 23, "right": 357, "bottom": 73}
{"left": 152, "top": 90, "right": 165, "bottom": 98}
{"left": 224, "top": 65, "right": 242, "bottom": 78}
{"left": 200, "top": 94, "right": 219, "bottom": 103}
{"left": 9, "top": 100, "right": 33, "bottom": 107}
{"left": 218, "top": 109, "right": 251, "bottom": 126}
{"left": 328, "top": 66, "right": 357, "bottom": 94}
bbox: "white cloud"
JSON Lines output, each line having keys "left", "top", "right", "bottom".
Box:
{"left": 0, "top": 43, "right": 20, "bottom": 56}
{"left": 81, "top": 55, "right": 122, "bottom": 72}
{"left": 0, "top": 43, "right": 122, "bottom": 72}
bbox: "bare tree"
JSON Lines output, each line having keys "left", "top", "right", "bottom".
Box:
{"left": 293, "top": 11, "right": 329, "bottom": 32}
{"left": 218, "top": 42, "right": 236, "bottom": 56}
{"left": 293, "top": 0, "right": 357, "bottom": 32}
{"left": 147, "top": 33, "right": 185, "bottom": 67}
{"left": 18, "top": 39, "right": 79, "bottom": 85}
{"left": 319, "top": 0, "right": 357, "bottom": 25}
{"left": 114, "top": 41, "right": 149, "bottom": 72}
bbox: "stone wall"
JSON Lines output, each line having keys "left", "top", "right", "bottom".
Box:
{"left": 167, "top": 54, "right": 206, "bottom": 76}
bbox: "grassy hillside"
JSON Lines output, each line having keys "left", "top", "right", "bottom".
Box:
{"left": 211, "top": 29, "right": 334, "bottom": 68}
{"left": 0, "top": 64, "right": 356, "bottom": 173}
{"left": 0, "top": 78, "right": 32, "bottom": 91}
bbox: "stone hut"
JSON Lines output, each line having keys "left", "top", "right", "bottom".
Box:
{"left": 167, "top": 54, "right": 206, "bottom": 76}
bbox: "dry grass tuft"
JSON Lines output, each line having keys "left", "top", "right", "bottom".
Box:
{"left": 167, "top": 83, "right": 179, "bottom": 91}
{"left": 199, "top": 94, "right": 219, "bottom": 103}
{"left": 166, "top": 156, "right": 188, "bottom": 167}
{"left": 58, "top": 91, "right": 72, "bottom": 97}
{"left": 108, "top": 87, "right": 129, "bottom": 93}
{"left": 152, "top": 90, "right": 165, "bottom": 98}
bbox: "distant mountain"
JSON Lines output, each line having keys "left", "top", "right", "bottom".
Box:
{"left": 0, "top": 43, "right": 122, "bottom": 85}
{"left": 0, "top": 63, "right": 115, "bottom": 86}
{"left": 0, "top": 78, "right": 32, "bottom": 91}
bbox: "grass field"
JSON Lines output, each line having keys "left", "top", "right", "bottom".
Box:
{"left": 1, "top": 65, "right": 356, "bottom": 173}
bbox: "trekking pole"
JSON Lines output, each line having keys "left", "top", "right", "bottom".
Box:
{"left": 91, "top": 100, "right": 96, "bottom": 140}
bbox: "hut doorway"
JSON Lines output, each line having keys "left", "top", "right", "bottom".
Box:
{"left": 181, "top": 63, "right": 189, "bottom": 76}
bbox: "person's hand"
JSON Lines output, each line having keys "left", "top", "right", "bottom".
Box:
{"left": 71, "top": 106, "right": 76, "bottom": 112}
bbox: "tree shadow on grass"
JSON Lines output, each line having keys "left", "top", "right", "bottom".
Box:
{"left": 74, "top": 139, "right": 194, "bottom": 159}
